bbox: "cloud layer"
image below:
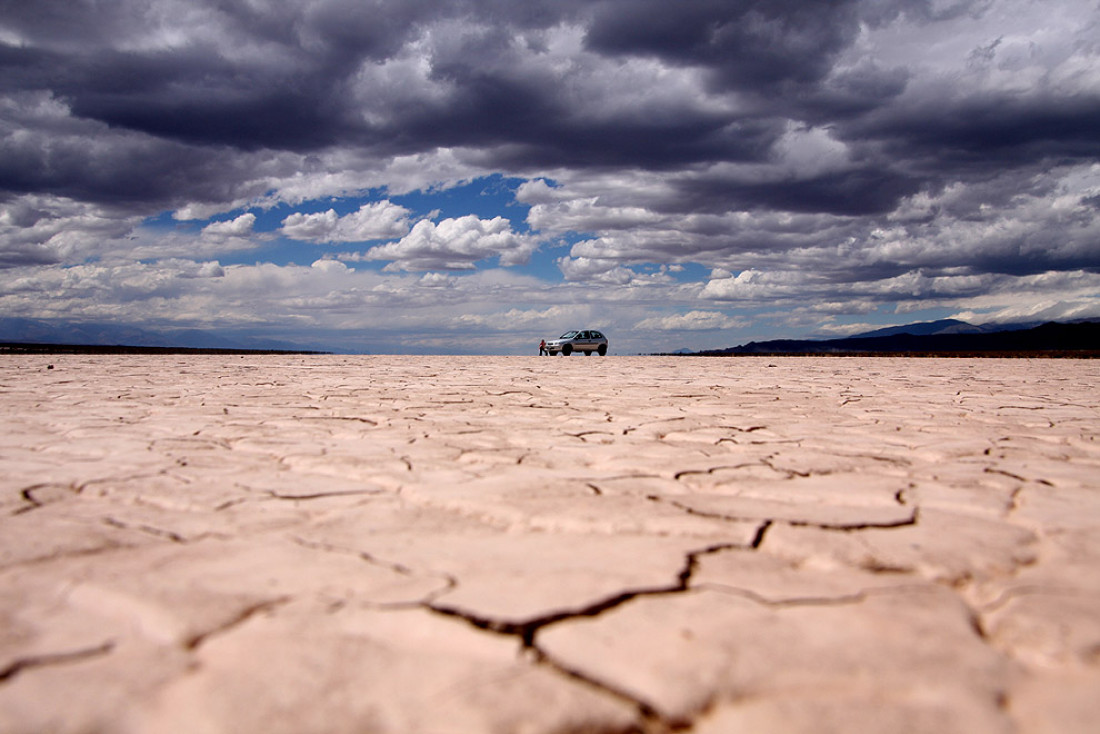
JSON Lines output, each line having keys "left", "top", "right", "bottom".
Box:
{"left": 2, "top": 0, "right": 1099, "bottom": 352}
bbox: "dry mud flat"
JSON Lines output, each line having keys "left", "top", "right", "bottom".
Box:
{"left": 1, "top": 355, "right": 1098, "bottom": 733}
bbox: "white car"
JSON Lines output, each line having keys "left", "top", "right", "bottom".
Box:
{"left": 545, "top": 330, "right": 608, "bottom": 356}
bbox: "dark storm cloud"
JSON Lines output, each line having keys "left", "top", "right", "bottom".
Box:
{"left": 584, "top": 0, "right": 863, "bottom": 90}
{"left": 1, "top": 0, "right": 456, "bottom": 153}
{"left": 2, "top": 1, "right": 879, "bottom": 161}
{"left": 679, "top": 167, "right": 923, "bottom": 217}
{"left": 1, "top": 0, "right": 1098, "bottom": 229}
{"left": 793, "top": 62, "right": 911, "bottom": 122}
{"left": 0, "top": 91, "right": 284, "bottom": 209}
{"left": 0, "top": 240, "right": 59, "bottom": 268}
{"left": 2, "top": 33, "right": 349, "bottom": 151}
{"left": 404, "top": 61, "right": 772, "bottom": 171}
{"left": 867, "top": 94, "right": 1100, "bottom": 169}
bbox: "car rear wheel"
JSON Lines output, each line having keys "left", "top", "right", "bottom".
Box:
{"left": 562, "top": 344, "right": 572, "bottom": 356}
{"left": 597, "top": 344, "right": 607, "bottom": 356}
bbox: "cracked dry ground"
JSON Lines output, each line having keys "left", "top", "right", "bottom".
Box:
{"left": 1, "top": 356, "right": 1098, "bottom": 733}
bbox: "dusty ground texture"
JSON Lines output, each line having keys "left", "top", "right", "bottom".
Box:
{"left": 1, "top": 355, "right": 1098, "bottom": 733}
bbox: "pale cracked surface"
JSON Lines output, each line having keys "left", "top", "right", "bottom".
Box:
{"left": 1, "top": 355, "right": 1098, "bottom": 733}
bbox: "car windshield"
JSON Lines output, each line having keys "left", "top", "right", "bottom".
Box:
{"left": 560, "top": 331, "right": 579, "bottom": 338}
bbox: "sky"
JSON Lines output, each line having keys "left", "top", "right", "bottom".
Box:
{"left": 1, "top": 0, "right": 1099, "bottom": 354}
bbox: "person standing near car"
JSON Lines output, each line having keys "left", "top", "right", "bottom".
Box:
{"left": 539, "top": 339, "right": 548, "bottom": 356}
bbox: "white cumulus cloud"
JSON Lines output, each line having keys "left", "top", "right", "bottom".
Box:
{"left": 201, "top": 213, "right": 255, "bottom": 238}
{"left": 365, "top": 215, "right": 538, "bottom": 271}
{"left": 281, "top": 201, "right": 412, "bottom": 243}
{"left": 635, "top": 311, "right": 745, "bottom": 331}
{"left": 455, "top": 305, "right": 573, "bottom": 329}
{"left": 556, "top": 255, "right": 636, "bottom": 284}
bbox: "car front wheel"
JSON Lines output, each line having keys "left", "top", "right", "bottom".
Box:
{"left": 562, "top": 344, "right": 572, "bottom": 356}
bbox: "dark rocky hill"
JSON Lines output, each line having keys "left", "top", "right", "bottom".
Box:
{"left": 688, "top": 321, "right": 1100, "bottom": 356}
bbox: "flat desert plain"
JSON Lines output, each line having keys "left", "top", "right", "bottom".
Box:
{"left": 1, "top": 355, "right": 1098, "bottom": 733}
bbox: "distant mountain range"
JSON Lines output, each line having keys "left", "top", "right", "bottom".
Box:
{"left": 847, "top": 318, "right": 1026, "bottom": 338}
{"left": 0, "top": 318, "right": 322, "bottom": 354}
{"left": 682, "top": 319, "right": 1100, "bottom": 356}
{"left": 4, "top": 316, "right": 1097, "bottom": 356}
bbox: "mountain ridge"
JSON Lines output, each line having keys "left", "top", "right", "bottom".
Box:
{"left": 846, "top": 318, "right": 1028, "bottom": 338}
{"left": 0, "top": 317, "right": 315, "bottom": 353}
{"left": 682, "top": 319, "right": 1100, "bottom": 356}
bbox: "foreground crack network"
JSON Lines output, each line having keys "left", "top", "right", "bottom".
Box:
{"left": 418, "top": 539, "right": 766, "bottom": 730}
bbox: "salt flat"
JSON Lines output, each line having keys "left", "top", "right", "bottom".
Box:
{"left": 1, "top": 355, "right": 1098, "bottom": 733}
